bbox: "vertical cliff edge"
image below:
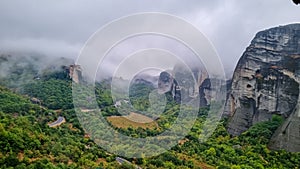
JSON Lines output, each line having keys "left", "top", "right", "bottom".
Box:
{"left": 225, "top": 24, "right": 300, "bottom": 152}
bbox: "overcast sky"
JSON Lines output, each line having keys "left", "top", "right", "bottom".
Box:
{"left": 0, "top": 0, "right": 299, "bottom": 77}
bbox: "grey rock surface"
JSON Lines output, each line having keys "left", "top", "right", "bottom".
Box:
{"left": 225, "top": 24, "right": 300, "bottom": 151}
{"left": 157, "top": 65, "right": 210, "bottom": 106}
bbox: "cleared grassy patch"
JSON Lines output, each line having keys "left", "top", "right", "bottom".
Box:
{"left": 107, "top": 112, "right": 158, "bottom": 129}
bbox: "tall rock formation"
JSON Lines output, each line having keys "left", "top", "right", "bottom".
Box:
{"left": 157, "top": 64, "right": 210, "bottom": 106}
{"left": 64, "top": 64, "right": 82, "bottom": 83}
{"left": 225, "top": 23, "right": 300, "bottom": 150}
{"left": 158, "top": 71, "right": 174, "bottom": 94}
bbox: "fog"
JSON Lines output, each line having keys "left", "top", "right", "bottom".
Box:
{"left": 0, "top": 0, "right": 299, "bottom": 78}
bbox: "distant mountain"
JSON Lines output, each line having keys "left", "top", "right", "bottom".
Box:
{"left": 0, "top": 53, "right": 73, "bottom": 89}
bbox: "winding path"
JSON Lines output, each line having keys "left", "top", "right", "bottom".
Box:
{"left": 48, "top": 116, "right": 66, "bottom": 127}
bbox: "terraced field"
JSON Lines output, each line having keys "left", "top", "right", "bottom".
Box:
{"left": 107, "top": 112, "right": 158, "bottom": 129}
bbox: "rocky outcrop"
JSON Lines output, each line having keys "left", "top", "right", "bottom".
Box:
{"left": 158, "top": 71, "right": 174, "bottom": 94}
{"left": 64, "top": 64, "right": 82, "bottom": 83}
{"left": 157, "top": 71, "right": 182, "bottom": 103}
{"left": 199, "top": 78, "right": 211, "bottom": 107}
{"left": 157, "top": 64, "right": 210, "bottom": 106}
{"left": 226, "top": 24, "right": 300, "bottom": 144}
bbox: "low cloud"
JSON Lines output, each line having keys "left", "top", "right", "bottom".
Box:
{"left": 0, "top": 38, "right": 81, "bottom": 59}
{"left": 0, "top": 0, "right": 299, "bottom": 78}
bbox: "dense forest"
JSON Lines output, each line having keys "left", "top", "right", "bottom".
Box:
{"left": 0, "top": 69, "right": 299, "bottom": 169}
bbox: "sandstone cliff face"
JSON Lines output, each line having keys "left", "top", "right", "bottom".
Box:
{"left": 226, "top": 24, "right": 300, "bottom": 151}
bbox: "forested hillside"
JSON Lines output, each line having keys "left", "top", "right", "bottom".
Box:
{"left": 0, "top": 67, "right": 299, "bottom": 168}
